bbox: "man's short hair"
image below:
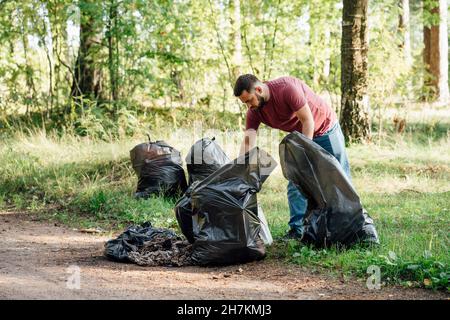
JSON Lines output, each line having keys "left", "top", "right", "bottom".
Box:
{"left": 233, "top": 74, "right": 261, "bottom": 97}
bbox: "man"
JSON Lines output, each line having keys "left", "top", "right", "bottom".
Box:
{"left": 234, "top": 74, "right": 351, "bottom": 239}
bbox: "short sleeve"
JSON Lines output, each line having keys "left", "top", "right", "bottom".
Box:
{"left": 284, "top": 84, "right": 307, "bottom": 112}
{"left": 245, "top": 109, "right": 261, "bottom": 131}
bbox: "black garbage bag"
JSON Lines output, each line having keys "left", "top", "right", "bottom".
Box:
{"left": 186, "top": 137, "right": 230, "bottom": 184}
{"left": 176, "top": 138, "right": 230, "bottom": 243}
{"left": 188, "top": 147, "right": 277, "bottom": 266}
{"left": 130, "top": 138, "right": 188, "bottom": 198}
{"left": 279, "top": 131, "right": 379, "bottom": 248}
{"left": 104, "top": 222, "right": 179, "bottom": 262}
{"left": 175, "top": 185, "right": 274, "bottom": 246}
{"left": 174, "top": 186, "right": 197, "bottom": 243}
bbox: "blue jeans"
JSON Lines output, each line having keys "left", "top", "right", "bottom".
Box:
{"left": 287, "top": 122, "right": 352, "bottom": 234}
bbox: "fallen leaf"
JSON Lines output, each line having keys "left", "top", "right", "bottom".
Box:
{"left": 423, "top": 279, "right": 432, "bottom": 286}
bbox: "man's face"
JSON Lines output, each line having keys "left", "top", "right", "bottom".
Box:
{"left": 239, "top": 87, "right": 265, "bottom": 110}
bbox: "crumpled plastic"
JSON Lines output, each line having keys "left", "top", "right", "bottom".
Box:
{"left": 187, "top": 147, "right": 277, "bottom": 265}
{"left": 104, "top": 222, "right": 179, "bottom": 262}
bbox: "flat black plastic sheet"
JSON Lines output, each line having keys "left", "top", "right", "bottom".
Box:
{"left": 130, "top": 139, "right": 187, "bottom": 198}
{"left": 186, "top": 137, "right": 230, "bottom": 184}
{"left": 188, "top": 147, "right": 277, "bottom": 265}
{"left": 279, "top": 131, "right": 379, "bottom": 248}
{"left": 104, "top": 222, "right": 178, "bottom": 262}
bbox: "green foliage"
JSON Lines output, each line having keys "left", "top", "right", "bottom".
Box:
{"left": 423, "top": 0, "right": 441, "bottom": 27}
{"left": 0, "top": 0, "right": 441, "bottom": 125}
{"left": 368, "top": 250, "right": 449, "bottom": 291}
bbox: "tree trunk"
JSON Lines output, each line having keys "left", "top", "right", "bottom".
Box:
{"left": 308, "top": 4, "right": 320, "bottom": 86}
{"left": 230, "top": 0, "right": 242, "bottom": 79}
{"left": 107, "top": 0, "right": 119, "bottom": 103}
{"left": 71, "top": 0, "right": 103, "bottom": 102}
{"left": 340, "top": 0, "right": 370, "bottom": 143}
{"left": 47, "top": 0, "right": 65, "bottom": 111}
{"left": 171, "top": 69, "right": 185, "bottom": 101}
{"left": 399, "top": 0, "right": 412, "bottom": 66}
{"left": 423, "top": 0, "right": 449, "bottom": 103}
{"left": 19, "top": 9, "right": 37, "bottom": 116}
{"left": 323, "top": 28, "right": 331, "bottom": 79}
{"left": 41, "top": 4, "right": 54, "bottom": 117}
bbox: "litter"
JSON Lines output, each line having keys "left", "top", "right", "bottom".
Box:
{"left": 130, "top": 137, "right": 187, "bottom": 199}
{"left": 187, "top": 147, "right": 277, "bottom": 265}
{"left": 279, "top": 131, "right": 379, "bottom": 247}
{"left": 104, "top": 222, "right": 192, "bottom": 265}
{"left": 185, "top": 137, "right": 230, "bottom": 184}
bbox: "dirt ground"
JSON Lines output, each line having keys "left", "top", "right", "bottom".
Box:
{"left": 0, "top": 210, "right": 447, "bottom": 300}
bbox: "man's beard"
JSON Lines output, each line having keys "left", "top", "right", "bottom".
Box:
{"left": 257, "top": 95, "right": 266, "bottom": 109}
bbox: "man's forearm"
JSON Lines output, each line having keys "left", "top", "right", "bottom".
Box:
{"left": 239, "top": 140, "right": 250, "bottom": 157}
{"left": 302, "top": 120, "right": 314, "bottom": 139}
{"left": 295, "top": 104, "right": 315, "bottom": 139}
{"left": 239, "top": 130, "right": 257, "bottom": 156}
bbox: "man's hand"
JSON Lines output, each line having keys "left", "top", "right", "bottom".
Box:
{"left": 295, "top": 103, "right": 314, "bottom": 139}
{"left": 239, "top": 129, "right": 257, "bottom": 156}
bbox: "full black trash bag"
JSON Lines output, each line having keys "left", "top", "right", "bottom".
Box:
{"left": 174, "top": 185, "right": 197, "bottom": 244}
{"left": 176, "top": 138, "right": 230, "bottom": 243}
{"left": 186, "top": 137, "right": 230, "bottom": 184}
{"left": 130, "top": 138, "right": 188, "bottom": 198}
{"left": 104, "top": 222, "right": 178, "bottom": 262}
{"left": 279, "top": 131, "right": 379, "bottom": 248}
{"left": 175, "top": 187, "right": 274, "bottom": 246}
{"left": 188, "top": 147, "right": 277, "bottom": 266}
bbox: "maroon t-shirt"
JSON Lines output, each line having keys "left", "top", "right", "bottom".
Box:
{"left": 245, "top": 76, "right": 337, "bottom": 137}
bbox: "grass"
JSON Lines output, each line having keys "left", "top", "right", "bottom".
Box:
{"left": 0, "top": 105, "right": 449, "bottom": 291}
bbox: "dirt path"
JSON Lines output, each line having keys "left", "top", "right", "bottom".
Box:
{"left": 0, "top": 211, "right": 446, "bottom": 300}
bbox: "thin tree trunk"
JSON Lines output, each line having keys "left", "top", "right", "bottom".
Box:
{"left": 41, "top": 6, "right": 54, "bottom": 117}
{"left": 207, "top": 0, "right": 234, "bottom": 89}
{"left": 19, "top": 10, "right": 37, "bottom": 116}
{"left": 423, "top": 0, "right": 449, "bottom": 103}
{"left": 242, "top": 24, "right": 256, "bottom": 75}
{"left": 340, "top": 0, "right": 370, "bottom": 143}
{"left": 262, "top": 0, "right": 281, "bottom": 79}
{"left": 170, "top": 69, "right": 185, "bottom": 101}
{"left": 399, "top": 0, "right": 412, "bottom": 66}
{"left": 323, "top": 28, "right": 331, "bottom": 79}
{"left": 108, "top": 0, "right": 118, "bottom": 103}
{"left": 47, "top": 1, "right": 63, "bottom": 111}
{"left": 267, "top": 0, "right": 281, "bottom": 79}
{"left": 308, "top": 4, "right": 320, "bottom": 85}
{"left": 43, "top": 40, "right": 54, "bottom": 117}
{"left": 230, "top": 0, "right": 242, "bottom": 79}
